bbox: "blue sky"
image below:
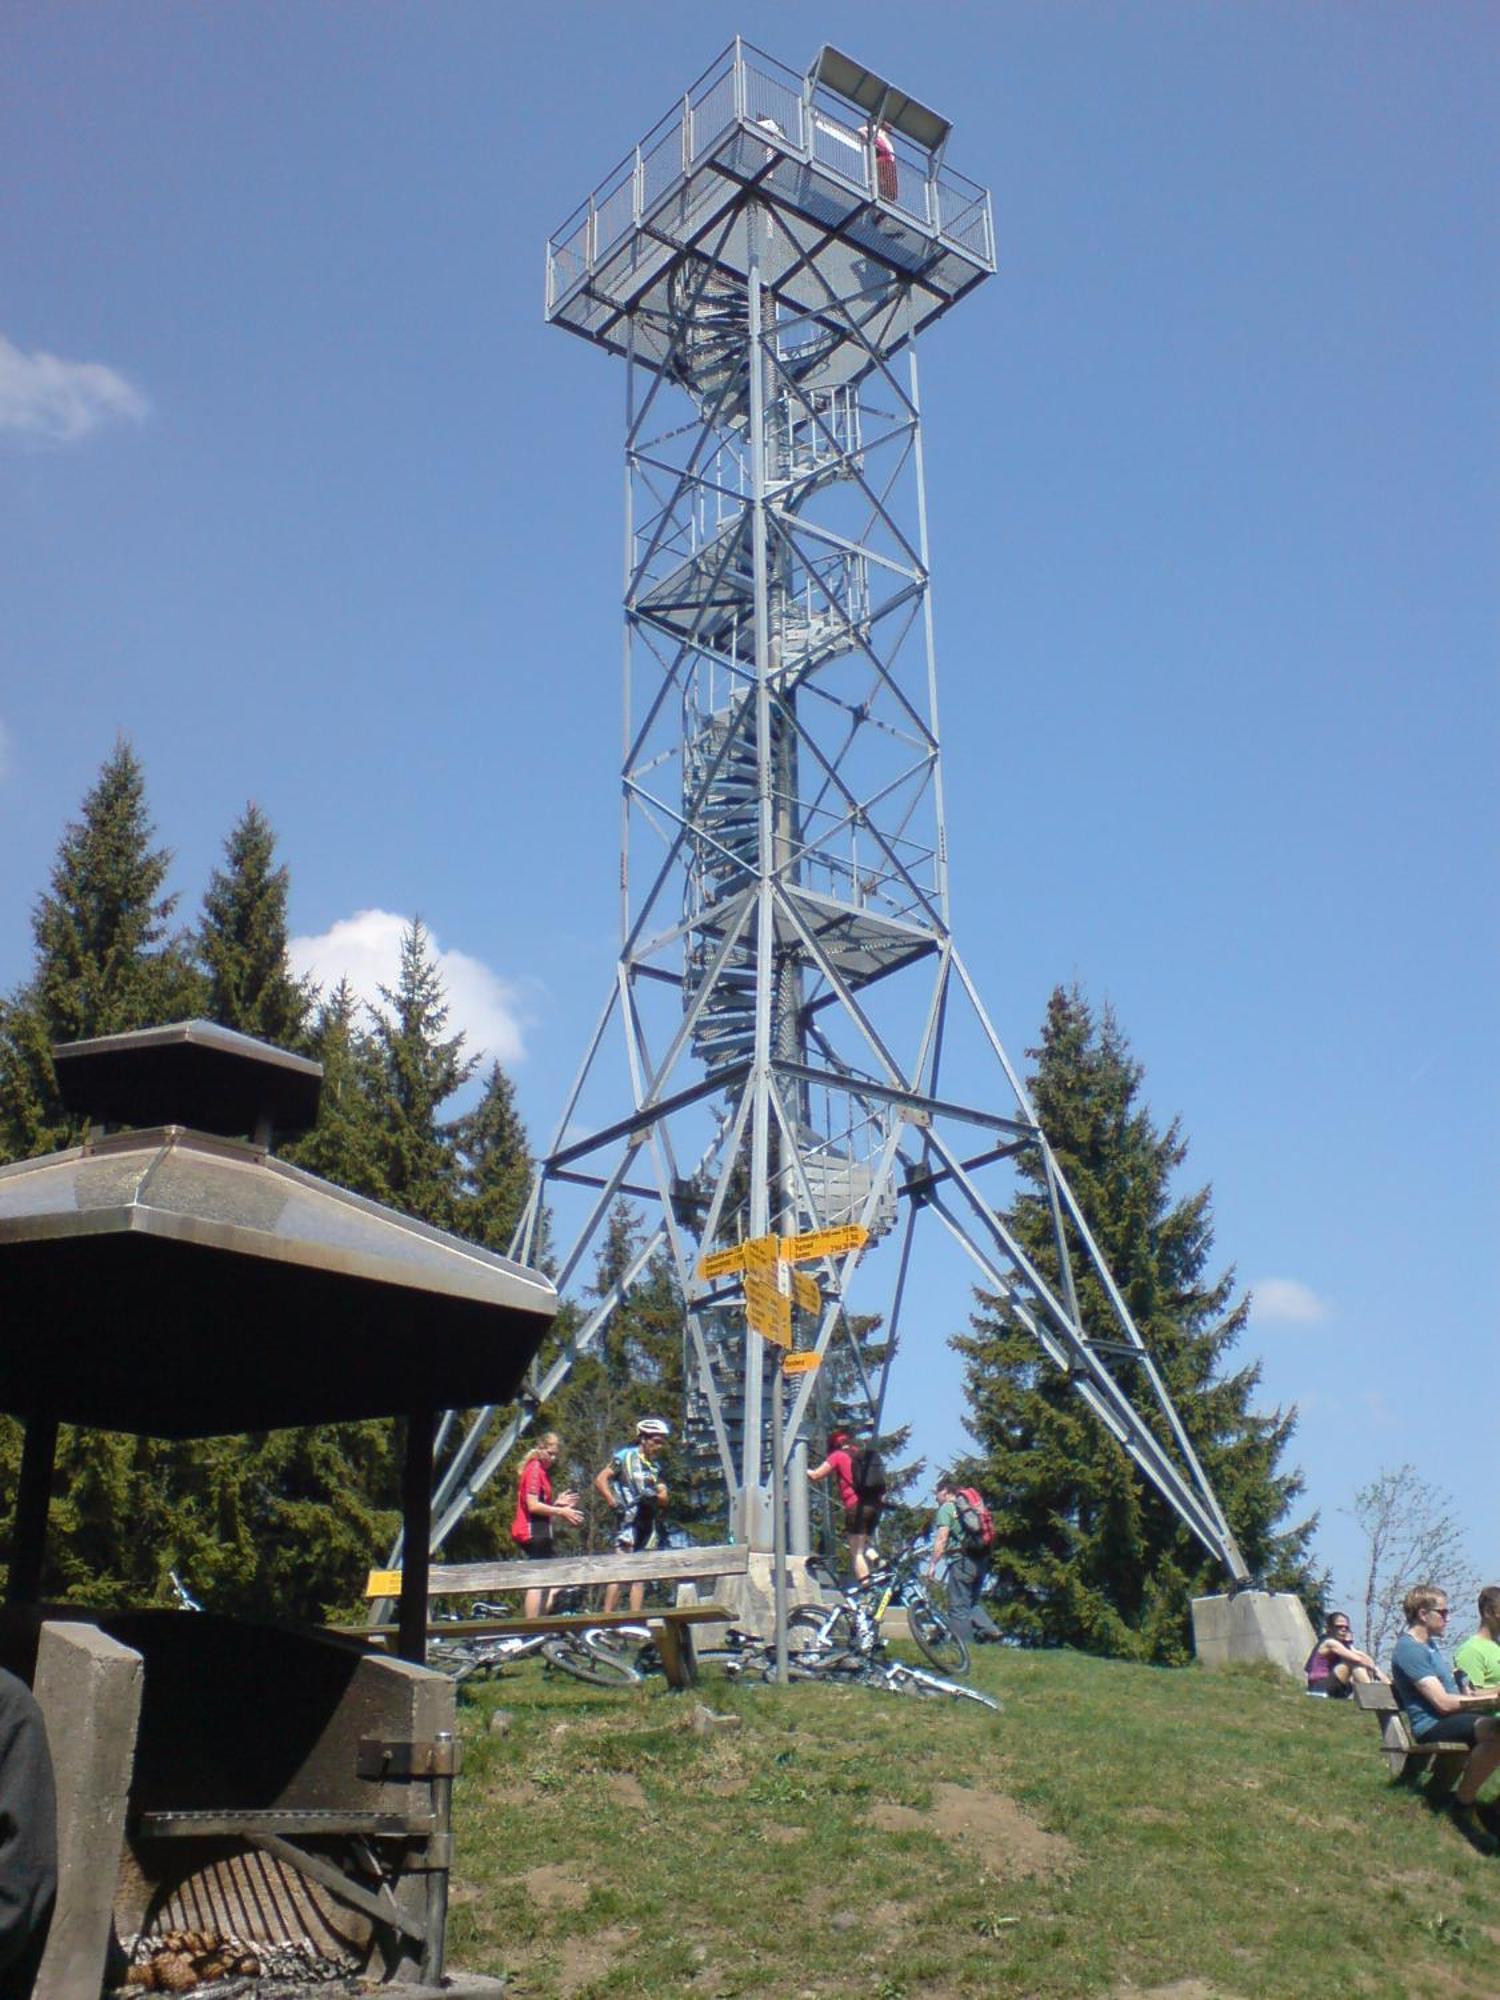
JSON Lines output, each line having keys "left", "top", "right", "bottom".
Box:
{"left": 2, "top": 2, "right": 1494, "bottom": 1608}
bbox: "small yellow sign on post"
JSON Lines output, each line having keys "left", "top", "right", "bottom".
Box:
{"left": 698, "top": 1244, "right": 748, "bottom": 1280}
{"left": 744, "top": 1271, "right": 792, "bottom": 1345}
{"left": 790, "top": 1269, "right": 822, "bottom": 1315}
{"left": 783, "top": 1349, "right": 822, "bottom": 1376}
{"left": 782, "top": 1223, "right": 869, "bottom": 1263}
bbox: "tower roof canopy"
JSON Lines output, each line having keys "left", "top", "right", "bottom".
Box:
{"left": 809, "top": 46, "right": 951, "bottom": 154}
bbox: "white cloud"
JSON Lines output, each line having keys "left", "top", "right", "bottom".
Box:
{"left": 1249, "top": 1276, "right": 1332, "bottom": 1326}
{"left": 288, "top": 909, "right": 527, "bottom": 1072}
{"left": 0, "top": 332, "right": 149, "bottom": 444}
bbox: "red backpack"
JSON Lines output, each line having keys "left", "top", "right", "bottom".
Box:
{"left": 954, "top": 1488, "right": 994, "bottom": 1552}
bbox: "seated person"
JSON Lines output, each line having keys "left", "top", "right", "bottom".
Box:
{"left": 1390, "top": 1584, "right": 1500, "bottom": 1842}
{"left": 1305, "top": 1610, "right": 1383, "bottom": 1697}
{"left": 1454, "top": 1586, "right": 1500, "bottom": 1689}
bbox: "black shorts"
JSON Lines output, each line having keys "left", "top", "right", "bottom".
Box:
{"left": 521, "top": 1536, "right": 555, "bottom": 1560}
{"left": 846, "top": 1500, "right": 882, "bottom": 1535}
{"left": 1416, "top": 1711, "right": 1481, "bottom": 1745}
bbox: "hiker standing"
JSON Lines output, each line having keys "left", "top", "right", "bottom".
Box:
{"left": 595, "top": 1416, "right": 672, "bottom": 1614}
{"left": 512, "top": 1432, "right": 585, "bottom": 1618}
{"left": 807, "top": 1428, "right": 885, "bottom": 1582}
{"left": 930, "top": 1476, "right": 1000, "bottom": 1647}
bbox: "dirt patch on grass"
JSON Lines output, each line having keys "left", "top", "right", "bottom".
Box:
{"left": 556, "top": 1922, "right": 635, "bottom": 1996}
{"left": 872, "top": 1781, "right": 1074, "bottom": 1879}
{"left": 518, "top": 1861, "right": 590, "bottom": 1911}
{"left": 1117, "top": 1984, "right": 1243, "bottom": 1999}
{"left": 604, "top": 1772, "right": 649, "bottom": 1811}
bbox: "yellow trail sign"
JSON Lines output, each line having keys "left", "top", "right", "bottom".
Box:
{"left": 782, "top": 1223, "right": 869, "bottom": 1263}
{"left": 782, "top": 1349, "right": 822, "bottom": 1376}
{"left": 790, "top": 1269, "right": 822, "bottom": 1315}
{"left": 698, "top": 1232, "right": 780, "bottom": 1281}
{"left": 743, "top": 1271, "right": 792, "bottom": 1345}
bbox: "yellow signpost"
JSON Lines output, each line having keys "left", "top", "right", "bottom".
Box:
{"left": 782, "top": 1349, "right": 822, "bottom": 1376}
{"left": 697, "top": 1231, "right": 782, "bottom": 1281}
{"left": 789, "top": 1269, "right": 822, "bottom": 1315}
{"left": 781, "top": 1222, "right": 869, "bottom": 1263}
{"left": 743, "top": 1271, "right": 792, "bottom": 1346}
{"left": 698, "top": 1228, "right": 853, "bottom": 1349}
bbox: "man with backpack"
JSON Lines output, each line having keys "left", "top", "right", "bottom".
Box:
{"left": 807, "top": 1428, "right": 887, "bottom": 1582}
{"left": 929, "top": 1475, "right": 1001, "bottom": 1647}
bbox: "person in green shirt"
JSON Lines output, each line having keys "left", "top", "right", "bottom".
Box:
{"left": 1454, "top": 1586, "right": 1500, "bottom": 1689}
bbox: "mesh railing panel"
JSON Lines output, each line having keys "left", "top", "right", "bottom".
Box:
{"left": 688, "top": 65, "right": 737, "bottom": 165}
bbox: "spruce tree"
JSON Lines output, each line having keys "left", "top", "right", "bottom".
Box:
{"left": 197, "top": 803, "right": 314, "bottom": 1047}
{"left": 953, "top": 985, "right": 1319, "bottom": 1664}
{"left": 283, "top": 980, "right": 382, "bottom": 1196}
{"left": 0, "top": 739, "right": 200, "bottom": 1159}
{"left": 452, "top": 1061, "right": 536, "bottom": 1256}
{"left": 363, "top": 919, "right": 476, "bottom": 1229}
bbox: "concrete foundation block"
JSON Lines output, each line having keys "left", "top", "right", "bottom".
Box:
{"left": 684, "top": 1551, "right": 824, "bottom": 1647}
{"left": 1191, "top": 1590, "right": 1316, "bottom": 1681}
{"left": 33, "top": 1620, "right": 144, "bottom": 2000}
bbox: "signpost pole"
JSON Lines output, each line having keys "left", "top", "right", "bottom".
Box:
{"left": 771, "top": 1343, "right": 789, "bottom": 1683}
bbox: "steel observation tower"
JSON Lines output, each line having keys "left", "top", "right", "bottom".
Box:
{"left": 434, "top": 40, "right": 1248, "bottom": 1582}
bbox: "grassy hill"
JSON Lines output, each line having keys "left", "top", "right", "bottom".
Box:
{"left": 445, "top": 1646, "right": 1500, "bottom": 1998}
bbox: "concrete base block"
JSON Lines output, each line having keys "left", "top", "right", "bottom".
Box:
{"left": 1191, "top": 1590, "right": 1316, "bottom": 1681}
{"left": 684, "top": 1551, "right": 824, "bottom": 1647}
{"left": 33, "top": 1620, "right": 144, "bottom": 2000}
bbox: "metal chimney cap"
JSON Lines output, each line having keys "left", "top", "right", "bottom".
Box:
{"left": 53, "top": 1020, "right": 323, "bottom": 1142}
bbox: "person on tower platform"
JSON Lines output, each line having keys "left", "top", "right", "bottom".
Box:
{"left": 860, "top": 121, "right": 898, "bottom": 202}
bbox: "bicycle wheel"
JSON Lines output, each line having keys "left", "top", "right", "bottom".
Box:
{"left": 428, "top": 1641, "right": 481, "bottom": 1685}
{"left": 541, "top": 1634, "right": 643, "bottom": 1688}
{"left": 908, "top": 1599, "right": 970, "bottom": 1677}
{"left": 789, "top": 1603, "right": 850, "bottom": 1653}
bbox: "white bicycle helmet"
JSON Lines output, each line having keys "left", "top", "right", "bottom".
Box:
{"left": 636, "top": 1416, "right": 672, "bottom": 1438}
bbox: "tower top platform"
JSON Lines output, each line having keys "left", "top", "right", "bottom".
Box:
{"left": 545, "top": 38, "right": 995, "bottom": 371}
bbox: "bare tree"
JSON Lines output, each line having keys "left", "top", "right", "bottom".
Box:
{"left": 1346, "top": 1464, "right": 1481, "bottom": 1663}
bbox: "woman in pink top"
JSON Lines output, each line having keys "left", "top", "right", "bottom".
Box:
{"left": 807, "top": 1429, "right": 878, "bottom": 1582}
{"left": 512, "top": 1433, "right": 584, "bottom": 1616}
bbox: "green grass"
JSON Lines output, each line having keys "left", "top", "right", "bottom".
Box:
{"left": 444, "top": 1646, "right": 1500, "bottom": 1998}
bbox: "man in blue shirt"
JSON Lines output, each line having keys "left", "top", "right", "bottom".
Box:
{"left": 1391, "top": 1584, "right": 1500, "bottom": 1845}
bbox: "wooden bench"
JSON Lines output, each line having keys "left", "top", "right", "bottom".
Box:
{"left": 360, "top": 1543, "right": 750, "bottom": 1692}
{"left": 1353, "top": 1681, "right": 1472, "bottom": 1781}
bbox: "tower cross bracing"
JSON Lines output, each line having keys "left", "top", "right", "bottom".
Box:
{"left": 435, "top": 39, "right": 1249, "bottom": 1582}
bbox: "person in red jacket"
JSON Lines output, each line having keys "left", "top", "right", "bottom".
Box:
{"left": 513, "top": 1433, "right": 584, "bottom": 1617}
{"left": 807, "top": 1429, "right": 880, "bottom": 1582}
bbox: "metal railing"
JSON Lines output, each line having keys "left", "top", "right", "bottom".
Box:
{"left": 546, "top": 39, "right": 995, "bottom": 315}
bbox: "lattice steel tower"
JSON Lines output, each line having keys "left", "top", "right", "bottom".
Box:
{"left": 434, "top": 41, "right": 1248, "bottom": 1581}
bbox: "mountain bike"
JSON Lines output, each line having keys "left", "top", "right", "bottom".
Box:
{"left": 700, "top": 1623, "right": 999, "bottom": 1711}
{"left": 793, "top": 1543, "right": 970, "bottom": 1676}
